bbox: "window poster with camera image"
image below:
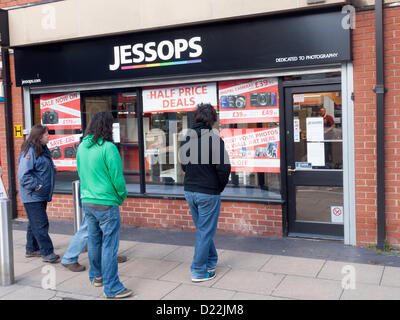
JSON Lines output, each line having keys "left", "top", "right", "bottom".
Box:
{"left": 218, "top": 78, "right": 279, "bottom": 124}
{"left": 40, "top": 92, "right": 81, "bottom": 130}
{"left": 142, "top": 83, "right": 217, "bottom": 113}
{"left": 47, "top": 134, "right": 82, "bottom": 171}
{"left": 220, "top": 128, "right": 280, "bottom": 173}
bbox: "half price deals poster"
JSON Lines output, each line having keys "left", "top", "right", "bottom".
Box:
{"left": 142, "top": 83, "right": 217, "bottom": 113}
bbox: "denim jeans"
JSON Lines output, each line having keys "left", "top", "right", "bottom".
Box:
{"left": 83, "top": 204, "right": 125, "bottom": 297}
{"left": 184, "top": 191, "right": 221, "bottom": 279}
{"left": 24, "top": 201, "right": 54, "bottom": 256}
{"left": 61, "top": 215, "right": 88, "bottom": 265}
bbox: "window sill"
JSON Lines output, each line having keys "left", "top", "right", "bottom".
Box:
{"left": 53, "top": 184, "right": 284, "bottom": 205}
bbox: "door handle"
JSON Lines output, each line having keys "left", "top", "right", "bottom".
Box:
{"left": 288, "top": 167, "right": 296, "bottom": 175}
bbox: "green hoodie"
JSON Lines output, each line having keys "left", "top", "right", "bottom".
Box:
{"left": 77, "top": 135, "right": 127, "bottom": 206}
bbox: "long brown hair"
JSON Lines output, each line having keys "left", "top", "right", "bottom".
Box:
{"left": 21, "top": 125, "right": 49, "bottom": 158}
{"left": 84, "top": 111, "right": 114, "bottom": 145}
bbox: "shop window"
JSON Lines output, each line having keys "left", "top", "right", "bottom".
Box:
{"left": 218, "top": 78, "right": 281, "bottom": 199}
{"left": 32, "top": 90, "right": 140, "bottom": 191}
{"left": 81, "top": 91, "right": 140, "bottom": 184}
{"left": 142, "top": 83, "right": 215, "bottom": 187}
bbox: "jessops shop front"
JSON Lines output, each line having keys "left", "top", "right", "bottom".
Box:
{"left": 12, "top": 9, "right": 356, "bottom": 244}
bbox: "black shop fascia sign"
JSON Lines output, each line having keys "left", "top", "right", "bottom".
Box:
{"left": 14, "top": 9, "right": 350, "bottom": 87}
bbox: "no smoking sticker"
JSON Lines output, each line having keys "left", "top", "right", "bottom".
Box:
{"left": 331, "top": 206, "right": 343, "bottom": 224}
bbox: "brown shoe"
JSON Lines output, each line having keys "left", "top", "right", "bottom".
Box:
{"left": 117, "top": 255, "right": 127, "bottom": 263}
{"left": 62, "top": 262, "right": 86, "bottom": 272}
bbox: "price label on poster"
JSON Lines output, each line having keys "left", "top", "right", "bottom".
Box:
{"left": 40, "top": 92, "right": 81, "bottom": 130}
{"left": 47, "top": 134, "right": 82, "bottom": 171}
{"left": 219, "top": 78, "right": 279, "bottom": 124}
{"left": 142, "top": 83, "right": 217, "bottom": 113}
{"left": 220, "top": 128, "right": 280, "bottom": 173}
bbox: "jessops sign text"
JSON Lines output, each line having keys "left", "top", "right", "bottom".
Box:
{"left": 109, "top": 36, "right": 202, "bottom": 71}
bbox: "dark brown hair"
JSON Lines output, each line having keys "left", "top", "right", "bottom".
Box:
{"left": 84, "top": 111, "right": 114, "bottom": 145}
{"left": 21, "top": 125, "right": 49, "bottom": 158}
{"left": 194, "top": 103, "right": 217, "bottom": 128}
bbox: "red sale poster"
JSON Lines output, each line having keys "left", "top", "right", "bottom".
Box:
{"left": 40, "top": 92, "right": 81, "bottom": 130}
{"left": 47, "top": 134, "right": 82, "bottom": 171}
{"left": 218, "top": 78, "right": 279, "bottom": 124}
{"left": 220, "top": 128, "right": 280, "bottom": 173}
{"left": 142, "top": 83, "right": 217, "bottom": 113}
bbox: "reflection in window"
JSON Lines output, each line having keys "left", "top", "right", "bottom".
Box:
{"left": 144, "top": 112, "right": 191, "bottom": 185}
{"left": 293, "top": 92, "right": 343, "bottom": 170}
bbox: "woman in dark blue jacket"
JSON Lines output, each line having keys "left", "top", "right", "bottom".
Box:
{"left": 18, "top": 125, "right": 59, "bottom": 263}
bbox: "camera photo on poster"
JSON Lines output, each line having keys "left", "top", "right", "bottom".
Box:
{"left": 40, "top": 92, "right": 81, "bottom": 130}
{"left": 47, "top": 134, "right": 82, "bottom": 171}
{"left": 218, "top": 78, "right": 279, "bottom": 124}
{"left": 220, "top": 128, "right": 280, "bottom": 173}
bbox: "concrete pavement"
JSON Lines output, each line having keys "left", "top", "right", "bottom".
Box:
{"left": 2, "top": 222, "right": 400, "bottom": 300}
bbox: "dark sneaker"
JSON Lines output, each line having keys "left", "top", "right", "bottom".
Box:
{"left": 62, "top": 262, "right": 86, "bottom": 272}
{"left": 42, "top": 253, "right": 60, "bottom": 263}
{"left": 105, "top": 288, "right": 133, "bottom": 299}
{"left": 25, "top": 250, "right": 41, "bottom": 258}
{"left": 117, "top": 255, "right": 127, "bottom": 263}
{"left": 192, "top": 271, "right": 216, "bottom": 283}
{"left": 92, "top": 277, "right": 103, "bottom": 287}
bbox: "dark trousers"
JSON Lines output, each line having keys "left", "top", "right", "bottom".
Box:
{"left": 24, "top": 201, "right": 54, "bottom": 256}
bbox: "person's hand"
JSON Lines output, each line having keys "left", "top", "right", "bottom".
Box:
{"left": 35, "top": 184, "right": 42, "bottom": 191}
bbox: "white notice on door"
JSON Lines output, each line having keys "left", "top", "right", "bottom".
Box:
{"left": 294, "top": 118, "right": 300, "bottom": 142}
{"left": 307, "top": 142, "right": 325, "bottom": 166}
{"left": 306, "top": 117, "right": 324, "bottom": 142}
{"left": 331, "top": 206, "right": 344, "bottom": 223}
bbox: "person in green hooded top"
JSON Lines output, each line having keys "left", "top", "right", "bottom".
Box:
{"left": 76, "top": 111, "right": 132, "bottom": 299}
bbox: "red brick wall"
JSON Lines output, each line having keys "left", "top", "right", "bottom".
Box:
{"left": 353, "top": 7, "right": 400, "bottom": 247}
{"left": 42, "top": 194, "right": 283, "bottom": 237}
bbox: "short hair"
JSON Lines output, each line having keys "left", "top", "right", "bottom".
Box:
{"left": 194, "top": 103, "right": 217, "bottom": 128}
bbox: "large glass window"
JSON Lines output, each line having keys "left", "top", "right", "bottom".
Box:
{"left": 32, "top": 77, "right": 283, "bottom": 200}
{"left": 81, "top": 90, "right": 140, "bottom": 184}
{"left": 218, "top": 78, "right": 281, "bottom": 199}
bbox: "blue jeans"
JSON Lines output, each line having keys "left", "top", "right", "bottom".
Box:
{"left": 24, "top": 201, "right": 54, "bottom": 256}
{"left": 61, "top": 215, "right": 88, "bottom": 265}
{"left": 83, "top": 204, "right": 125, "bottom": 297}
{"left": 184, "top": 191, "right": 221, "bottom": 279}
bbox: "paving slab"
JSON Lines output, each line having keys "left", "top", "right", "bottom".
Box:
{"left": 16, "top": 263, "right": 81, "bottom": 289}
{"left": 55, "top": 271, "right": 107, "bottom": 298}
{"left": 117, "top": 277, "right": 180, "bottom": 300}
{"left": 217, "top": 250, "right": 272, "bottom": 271}
{"left": 340, "top": 283, "right": 400, "bottom": 300}
{"left": 272, "top": 275, "right": 343, "bottom": 300}
{"left": 162, "top": 246, "right": 195, "bottom": 263}
{"left": 261, "top": 255, "right": 326, "bottom": 277}
{"left": 159, "top": 262, "right": 230, "bottom": 287}
{"left": 231, "top": 292, "right": 292, "bottom": 300}
{"left": 1, "top": 285, "right": 56, "bottom": 300}
{"left": 118, "top": 257, "right": 180, "bottom": 280}
{"left": 123, "top": 242, "right": 180, "bottom": 260}
{"left": 317, "top": 261, "right": 384, "bottom": 285}
{"left": 162, "top": 284, "right": 236, "bottom": 300}
{"left": 381, "top": 266, "right": 400, "bottom": 288}
{"left": 0, "top": 284, "right": 23, "bottom": 299}
{"left": 213, "top": 270, "right": 284, "bottom": 296}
